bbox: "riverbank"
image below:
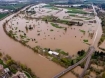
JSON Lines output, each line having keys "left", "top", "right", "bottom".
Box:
{"left": 0, "top": 5, "right": 65, "bottom": 78}
{"left": 0, "top": 52, "right": 37, "bottom": 78}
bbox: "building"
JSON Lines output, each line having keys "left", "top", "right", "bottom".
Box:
{"left": 12, "top": 71, "right": 28, "bottom": 78}
{"left": 0, "top": 9, "right": 9, "bottom": 13}
{"left": 0, "top": 68, "right": 10, "bottom": 78}
{"left": 48, "top": 51, "right": 59, "bottom": 56}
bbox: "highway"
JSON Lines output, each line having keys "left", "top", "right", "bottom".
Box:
{"left": 53, "top": 4, "right": 101, "bottom": 78}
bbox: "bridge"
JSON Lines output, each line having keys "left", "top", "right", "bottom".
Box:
{"left": 53, "top": 46, "right": 95, "bottom": 78}
{"left": 53, "top": 4, "right": 100, "bottom": 78}
{"left": 78, "top": 48, "right": 94, "bottom": 78}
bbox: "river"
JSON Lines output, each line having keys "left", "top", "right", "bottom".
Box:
{"left": 0, "top": 4, "right": 103, "bottom": 78}
{"left": 0, "top": 7, "right": 65, "bottom": 78}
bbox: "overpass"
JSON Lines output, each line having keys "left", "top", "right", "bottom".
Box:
{"left": 53, "top": 4, "right": 100, "bottom": 78}
{"left": 78, "top": 49, "right": 93, "bottom": 78}
{"left": 53, "top": 46, "right": 95, "bottom": 78}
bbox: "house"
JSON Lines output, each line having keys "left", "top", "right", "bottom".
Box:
{"left": 0, "top": 73, "right": 10, "bottom": 78}
{"left": 4, "top": 68, "right": 10, "bottom": 73}
{"left": 12, "top": 71, "right": 28, "bottom": 78}
{"left": 0, "top": 65, "right": 11, "bottom": 77}
{"left": 0, "top": 9, "right": 9, "bottom": 13}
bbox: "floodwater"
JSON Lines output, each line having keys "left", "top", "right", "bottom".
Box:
{"left": 0, "top": 14, "right": 66, "bottom": 78}
{"left": 61, "top": 72, "right": 77, "bottom": 78}
{"left": 90, "top": 72, "right": 96, "bottom": 78}
{"left": 6, "top": 7, "right": 97, "bottom": 56}
{"left": 0, "top": 7, "right": 65, "bottom": 78}
{"left": 0, "top": 3, "right": 103, "bottom": 78}
{"left": 73, "top": 66, "right": 83, "bottom": 75}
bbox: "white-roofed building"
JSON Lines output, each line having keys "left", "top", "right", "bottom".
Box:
{"left": 4, "top": 68, "right": 10, "bottom": 73}
{"left": 48, "top": 51, "right": 59, "bottom": 56}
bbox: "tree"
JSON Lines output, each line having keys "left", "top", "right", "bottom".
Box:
{"left": 6, "top": 55, "right": 11, "bottom": 60}
{"left": 6, "top": 60, "right": 14, "bottom": 66}
{"left": 45, "top": 19, "right": 48, "bottom": 23}
{"left": 77, "top": 50, "right": 85, "bottom": 56}
{"left": 77, "top": 51, "right": 81, "bottom": 56}
{"left": 0, "top": 52, "right": 2, "bottom": 57}
{"left": 100, "top": 52, "right": 104, "bottom": 57}
{"left": 64, "top": 27, "right": 67, "bottom": 32}
{"left": 71, "top": 60, "right": 74, "bottom": 65}
{"left": 102, "top": 72, "right": 105, "bottom": 78}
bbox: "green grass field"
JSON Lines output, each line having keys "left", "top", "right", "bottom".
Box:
{"left": 79, "top": 29, "right": 85, "bottom": 33}
{"left": 51, "top": 23, "right": 64, "bottom": 29}
{"left": 0, "top": 13, "right": 8, "bottom": 19}
{"left": 0, "top": 4, "right": 26, "bottom": 10}
{"left": 66, "top": 8, "right": 87, "bottom": 14}
{"left": 24, "top": 72, "right": 31, "bottom": 78}
{"left": 83, "top": 39, "right": 88, "bottom": 43}
{"left": 50, "top": 7, "right": 59, "bottom": 10}
{"left": 44, "top": 5, "right": 59, "bottom": 10}
{"left": 43, "top": 4, "right": 51, "bottom": 7}
{"left": 0, "top": 3, "right": 26, "bottom": 19}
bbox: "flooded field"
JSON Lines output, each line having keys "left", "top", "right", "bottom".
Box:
{"left": 0, "top": 6, "right": 65, "bottom": 78}
{"left": 99, "top": 40, "right": 105, "bottom": 49}
{"left": 0, "top": 3, "right": 102, "bottom": 78}
{"left": 6, "top": 4, "right": 97, "bottom": 56}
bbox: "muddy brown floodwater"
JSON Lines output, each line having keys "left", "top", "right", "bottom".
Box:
{"left": 0, "top": 4, "right": 103, "bottom": 78}
{"left": 0, "top": 10, "right": 66, "bottom": 78}
{"left": 6, "top": 10, "right": 97, "bottom": 56}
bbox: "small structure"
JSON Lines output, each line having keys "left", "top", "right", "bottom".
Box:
{"left": 0, "top": 9, "right": 9, "bottom": 13}
{"left": 48, "top": 51, "right": 59, "bottom": 56}
{"left": 12, "top": 71, "right": 28, "bottom": 78}
{"left": 4, "top": 68, "right": 10, "bottom": 73}
{"left": 0, "top": 67, "right": 10, "bottom": 78}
